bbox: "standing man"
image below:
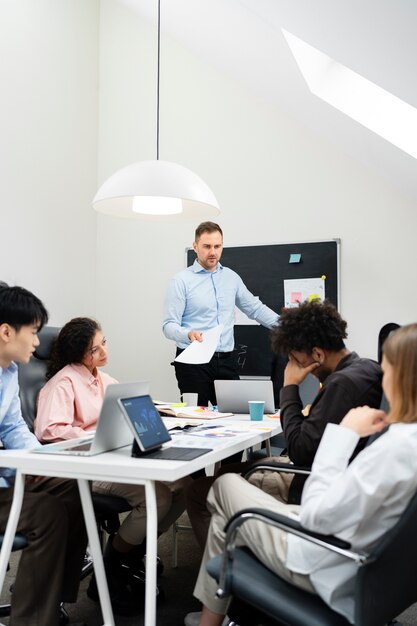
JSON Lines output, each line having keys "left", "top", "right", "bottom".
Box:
{"left": 163, "top": 222, "right": 279, "bottom": 406}
{"left": 0, "top": 284, "right": 87, "bottom": 626}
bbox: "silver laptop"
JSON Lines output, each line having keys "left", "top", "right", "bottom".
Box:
{"left": 33, "top": 381, "right": 149, "bottom": 456}
{"left": 214, "top": 379, "right": 276, "bottom": 414}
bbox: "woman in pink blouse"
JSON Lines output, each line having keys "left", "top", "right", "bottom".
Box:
{"left": 35, "top": 317, "right": 187, "bottom": 615}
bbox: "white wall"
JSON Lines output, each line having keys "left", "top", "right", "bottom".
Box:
{"left": 0, "top": 0, "right": 99, "bottom": 324}
{"left": 2, "top": 2, "right": 414, "bottom": 397}
{"left": 95, "top": 0, "right": 417, "bottom": 399}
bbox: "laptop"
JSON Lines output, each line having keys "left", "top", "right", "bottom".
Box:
{"left": 214, "top": 379, "right": 276, "bottom": 414}
{"left": 34, "top": 381, "right": 150, "bottom": 456}
{"left": 117, "top": 394, "right": 212, "bottom": 461}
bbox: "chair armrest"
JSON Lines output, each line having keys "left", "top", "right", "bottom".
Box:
{"left": 225, "top": 508, "right": 352, "bottom": 550}
{"left": 243, "top": 461, "right": 311, "bottom": 479}
{"left": 215, "top": 507, "right": 368, "bottom": 599}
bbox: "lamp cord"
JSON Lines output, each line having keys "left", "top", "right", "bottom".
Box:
{"left": 156, "top": 0, "right": 161, "bottom": 160}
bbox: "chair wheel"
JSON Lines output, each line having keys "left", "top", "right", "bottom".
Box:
{"left": 80, "top": 552, "right": 94, "bottom": 579}
{"left": 59, "top": 604, "right": 70, "bottom": 624}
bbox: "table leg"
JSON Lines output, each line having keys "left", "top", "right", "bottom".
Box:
{"left": 144, "top": 480, "right": 158, "bottom": 626}
{"left": 0, "top": 470, "right": 25, "bottom": 591}
{"left": 265, "top": 439, "right": 272, "bottom": 456}
{"left": 77, "top": 479, "right": 114, "bottom": 626}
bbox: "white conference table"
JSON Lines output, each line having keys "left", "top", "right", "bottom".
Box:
{"left": 0, "top": 414, "right": 281, "bottom": 626}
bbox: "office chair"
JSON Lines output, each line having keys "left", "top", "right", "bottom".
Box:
{"left": 18, "top": 325, "right": 60, "bottom": 431}
{"left": 377, "top": 323, "right": 400, "bottom": 412}
{"left": 207, "top": 487, "right": 417, "bottom": 626}
{"left": 377, "top": 323, "right": 400, "bottom": 365}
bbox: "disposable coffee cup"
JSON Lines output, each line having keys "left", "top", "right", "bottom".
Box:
{"left": 182, "top": 392, "right": 199, "bottom": 407}
{"left": 248, "top": 400, "right": 265, "bottom": 421}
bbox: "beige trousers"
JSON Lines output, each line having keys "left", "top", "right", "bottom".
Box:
{"left": 247, "top": 454, "right": 293, "bottom": 501}
{"left": 93, "top": 477, "right": 190, "bottom": 544}
{"left": 186, "top": 456, "right": 293, "bottom": 552}
{"left": 193, "top": 473, "right": 315, "bottom": 615}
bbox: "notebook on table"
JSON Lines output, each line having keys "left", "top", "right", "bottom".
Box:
{"left": 156, "top": 405, "right": 233, "bottom": 419}
{"left": 117, "top": 394, "right": 212, "bottom": 461}
{"left": 214, "top": 379, "right": 276, "bottom": 414}
{"left": 33, "top": 381, "right": 150, "bottom": 456}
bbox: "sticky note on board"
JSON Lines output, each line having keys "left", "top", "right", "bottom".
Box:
{"left": 291, "top": 292, "right": 302, "bottom": 304}
{"left": 289, "top": 253, "right": 301, "bottom": 264}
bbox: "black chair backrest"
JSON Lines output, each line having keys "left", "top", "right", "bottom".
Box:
{"left": 355, "top": 489, "right": 417, "bottom": 626}
{"left": 377, "top": 323, "right": 400, "bottom": 364}
{"left": 18, "top": 326, "right": 59, "bottom": 431}
{"left": 377, "top": 323, "right": 400, "bottom": 413}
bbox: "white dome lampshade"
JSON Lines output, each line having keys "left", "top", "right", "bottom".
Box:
{"left": 92, "top": 160, "right": 220, "bottom": 221}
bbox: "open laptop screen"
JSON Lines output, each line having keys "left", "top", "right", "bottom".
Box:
{"left": 214, "top": 379, "right": 276, "bottom": 413}
{"left": 118, "top": 395, "right": 171, "bottom": 452}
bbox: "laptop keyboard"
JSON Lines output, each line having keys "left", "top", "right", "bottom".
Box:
{"left": 142, "top": 447, "right": 211, "bottom": 461}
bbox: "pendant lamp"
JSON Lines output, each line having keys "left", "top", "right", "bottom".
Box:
{"left": 92, "top": 0, "right": 220, "bottom": 221}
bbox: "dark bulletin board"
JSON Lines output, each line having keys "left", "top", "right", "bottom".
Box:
{"left": 187, "top": 239, "right": 340, "bottom": 377}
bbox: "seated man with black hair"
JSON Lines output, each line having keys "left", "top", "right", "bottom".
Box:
{"left": 270, "top": 298, "right": 382, "bottom": 502}
{"left": 0, "top": 284, "right": 88, "bottom": 626}
{"left": 186, "top": 300, "right": 383, "bottom": 551}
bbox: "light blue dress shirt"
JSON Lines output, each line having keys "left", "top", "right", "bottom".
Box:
{"left": 0, "top": 362, "right": 39, "bottom": 487}
{"left": 163, "top": 260, "right": 279, "bottom": 351}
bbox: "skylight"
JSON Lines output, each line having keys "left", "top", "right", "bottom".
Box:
{"left": 282, "top": 29, "right": 417, "bottom": 160}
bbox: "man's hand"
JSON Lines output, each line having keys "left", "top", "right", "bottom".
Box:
{"left": 284, "top": 354, "right": 320, "bottom": 386}
{"left": 340, "top": 406, "right": 388, "bottom": 437}
{"left": 188, "top": 330, "right": 204, "bottom": 342}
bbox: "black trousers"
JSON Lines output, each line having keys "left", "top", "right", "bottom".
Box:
{"left": 173, "top": 349, "right": 239, "bottom": 406}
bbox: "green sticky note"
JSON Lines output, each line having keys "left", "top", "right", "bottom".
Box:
{"left": 289, "top": 253, "right": 301, "bottom": 264}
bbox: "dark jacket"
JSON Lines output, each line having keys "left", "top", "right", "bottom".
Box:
{"left": 279, "top": 352, "right": 382, "bottom": 503}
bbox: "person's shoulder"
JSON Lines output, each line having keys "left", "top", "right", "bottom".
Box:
{"left": 58, "top": 364, "right": 82, "bottom": 379}
{"left": 0, "top": 361, "right": 18, "bottom": 379}
{"left": 334, "top": 352, "right": 381, "bottom": 377}
{"left": 43, "top": 364, "right": 83, "bottom": 388}
{"left": 324, "top": 354, "right": 382, "bottom": 400}
{"left": 0, "top": 362, "right": 19, "bottom": 395}
{"left": 351, "top": 355, "right": 381, "bottom": 380}
{"left": 171, "top": 265, "right": 195, "bottom": 282}
{"left": 389, "top": 423, "right": 417, "bottom": 444}
{"left": 37, "top": 366, "right": 75, "bottom": 402}
{"left": 374, "top": 423, "right": 417, "bottom": 459}
{"left": 220, "top": 265, "right": 240, "bottom": 280}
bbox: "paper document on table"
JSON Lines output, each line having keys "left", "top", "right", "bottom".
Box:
{"left": 163, "top": 417, "right": 204, "bottom": 430}
{"left": 158, "top": 406, "right": 233, "bottom": 419}
{"left": 174, "top": 324, "right": 223, "bottom": 364}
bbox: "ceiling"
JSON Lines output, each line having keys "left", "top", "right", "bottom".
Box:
{"left": 118, "top": 0, "right": 417, "bottom": 201}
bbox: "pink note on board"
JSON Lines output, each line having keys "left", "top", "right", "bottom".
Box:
{"left": 291, "top": 292, "right": 302, "bottom": 303}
